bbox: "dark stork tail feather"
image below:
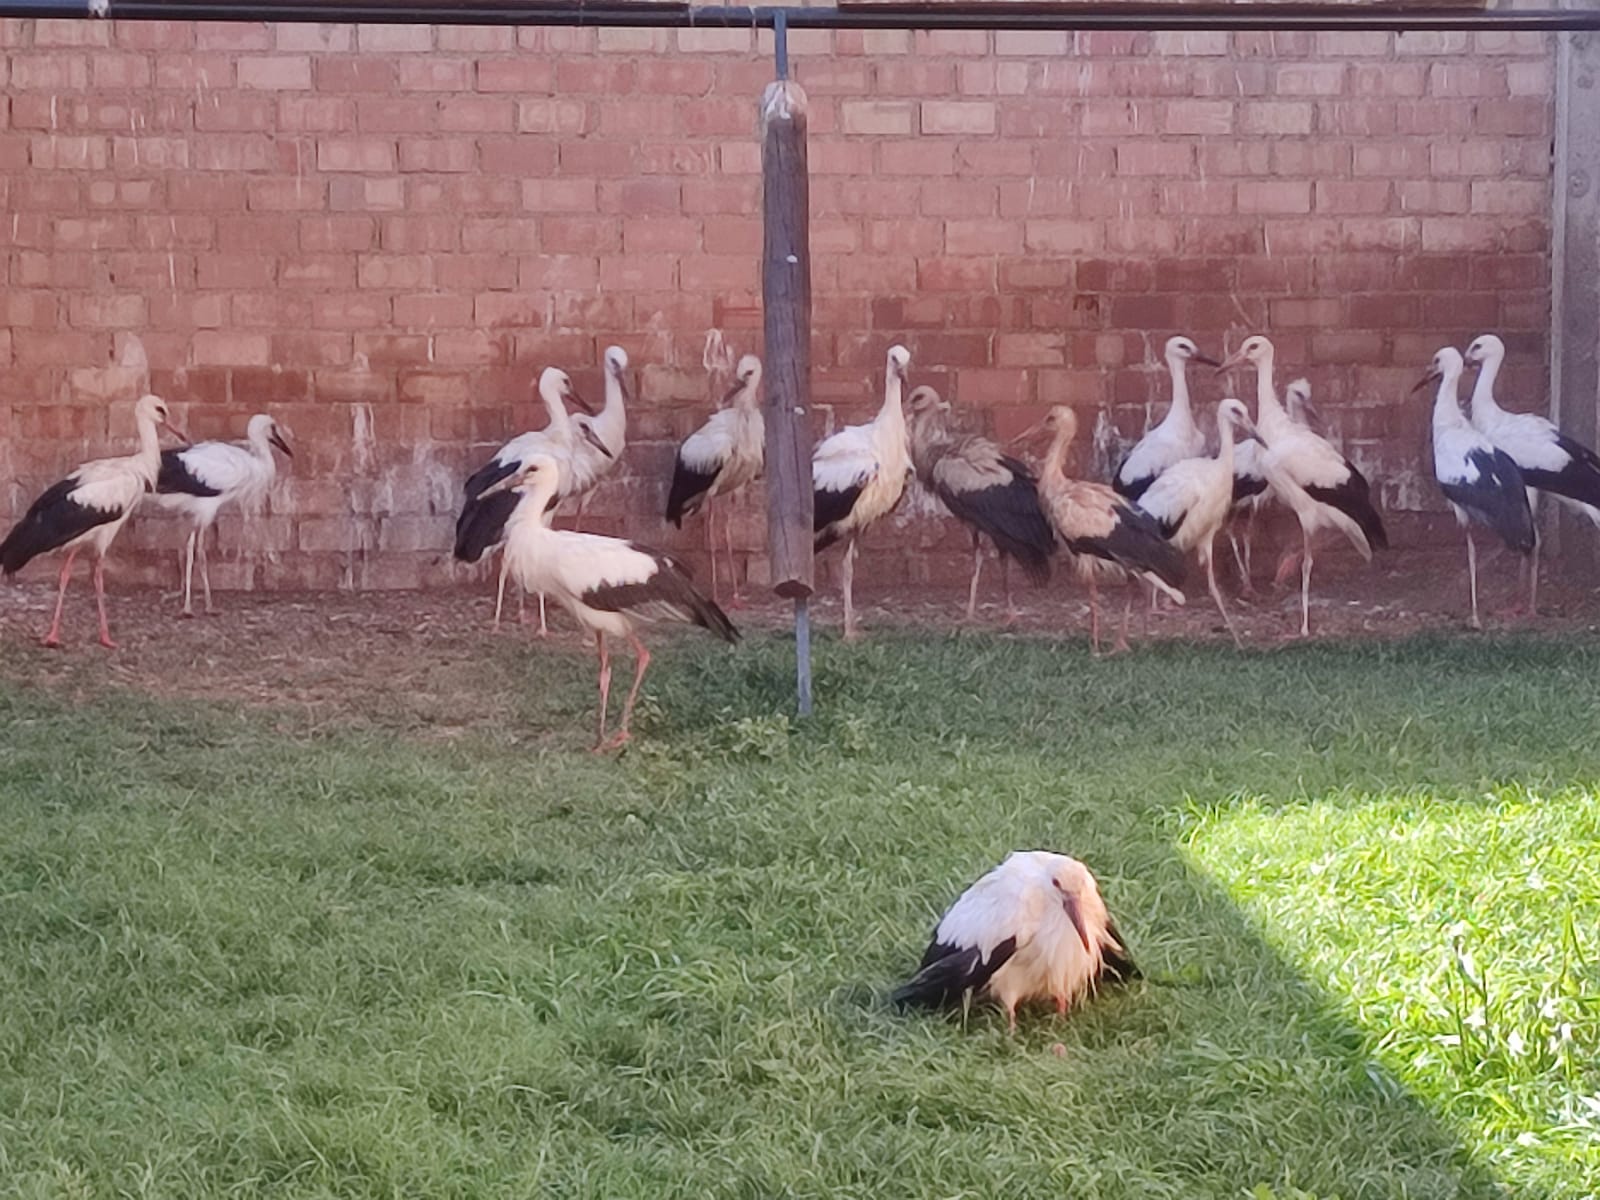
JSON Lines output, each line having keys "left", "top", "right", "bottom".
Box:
{"left": 1308, "top": 463, "right": 1388, "bottom": 552}
{"left": 935, "top": 472, "right": 1055, "bottom": 585}
{"left": 1230, "top": 475, "right": 1269, "bottom": 504}
{"left": 586, "top": 548, "right": 741, "bottom": 644}
{"left": 1108, "top": 501, "right": 1188, "bottom": 590}
{"left": 0, "top": 479, "right": 118, "bottom": 575}
{"left": 1111, "top": 460, "right": 1151, "bottom": 503}
{"left": 813, "top": 483, "right": 864, "bottom": 550}
{"left": 1097, "top": 918, "right": 1140, "bottom": 985}
{"left": 665, "top": 459, "right": 717, "bottom": 527}
{"left": 891, "top": 936, "right": 1017, "bottom": 1010}
{"left": 1442, "top": 449, "right": 1535, "bottom": 555}
{"left": 157, "top": 450, "right": 224, "bottom": 498}
{"left": 1524, "top": 435, "right": 1600, "bottom": 517}
{"left": 453, "top": 489, "right": 519, "bottom": 563}
{"left": 462, "top": 456, "right": 518, "bottom": 502}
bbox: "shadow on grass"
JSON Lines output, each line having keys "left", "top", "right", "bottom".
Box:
{"left": 3, "top": 630, "right": 1596, "bottom": 1196}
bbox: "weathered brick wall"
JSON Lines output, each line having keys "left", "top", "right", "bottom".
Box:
{"left": 0, "top": 18, "right": 1555, "bottom": 592}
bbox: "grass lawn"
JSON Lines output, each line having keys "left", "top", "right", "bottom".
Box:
{"left": 2, "top": 628, "right": 1598, "bottom": 1198}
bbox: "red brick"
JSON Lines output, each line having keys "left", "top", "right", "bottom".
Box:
{"left": 238, "top": 55, "right": 311, "bottom": 90}
{"left": 1316, "top": 181, "right": 1392, "bottom": 215}
{"left": 300, "top": 216, "right": 375, "bottom": 253}
{"left": 1239, "top": 102, "right": 1314, "bottom": 136}
{"left": 329, "top": 177, "right": 405, "bottom": 212}
{"left": 460, "top": 217, "right": 540, "bottom": 253}
{"left": 474, "top": 59, "right": 555, "bottom": 93}
{"left": 357, "top": 97, "right": 438, "bottom": 133}
{"left": 279, "top": 254, "right": 357, "bottom": 290}
{"left": 316, "top": 137, "right": 397, "bottom": 173}
{"left": 392, "top": 294, "right": 473, "bottom": 329}
{"left": 920, "top": 100, "right": 996, "bottom": 136}
{"left": 192, "top": 331, "right": 270, "bottom": 365}
{"left": 1471, "top": 180, "right": 1548, "bottom": 216}
{"left": 314, "top": 56, "right": 395, "bottom": 92}
{"left": 541, "top": 217, "right": 620, "bottom": 255}
{"left": 359, "top": 24, "right": 434, "bottom": 53}
{"left": 477, "top": 139, "right": 559, "bottom": 177}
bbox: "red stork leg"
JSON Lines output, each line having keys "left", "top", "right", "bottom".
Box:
{"left": 180, "top": 528, "right": 198, "bottom": 618}
{"left": 1087, "top": 574, "right": 1102, "bottom": 657}
{"left": 603, "top": 631, "right": 652, "bottom": 751}
{"left": 592, "top": 630, "right": 612, "bottom": 752}
{"left": 43, "top": 546, "right": 79, "bottom": 648}
{"left": 965, "top": 531, "right": 983, "bottom": 623}
{"left": 723, "top": 503, "right": 744, "bottom": 609}
{"left": 92, "top": 553, "right": 117, "bottom": 650}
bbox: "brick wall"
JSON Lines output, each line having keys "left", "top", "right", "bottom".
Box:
{"left": 0, "top": 17, "right": 1556, "bottom": 593}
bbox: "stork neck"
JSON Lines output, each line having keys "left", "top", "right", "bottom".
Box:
{"left": 1252, "top": 356, "right": 1288, "bottom": 441}
{"left": 539, "top": 382, "right": 572, "bottom": 440}
{"left": 1468, "top": 352, "right": 1504, "bottom": 424}
{"left": 878, "top": 373, "right": 906, "bottom": 443}
{"left": 1040, "top": 424, "right": 1072, "bottom": 486}
{"left": 1432, "top": 368, "right": 1470, "bottom": 437}
{"left": 247, "top": 424, "right": 273, "bottom": 462}
{"left": 1215, "top": 410, "right": 1237, "bottom": 475}
{"left": 598, "top": 369, "right": 627, "bottom": 439}
{"left": 512, "top": 473, "right": 563, "bottom": 528}
{"left": 135, "top": 409, "right": 162, "bottom": 472}
{"left": 1165, "top": 355, "right": 1194, "bottom": 427}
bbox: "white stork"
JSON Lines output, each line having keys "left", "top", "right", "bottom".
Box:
{"left": 477, "top": 453, "right": 738, "bottom": 751}
{"left": 1225, "top": 377, "right": 1314, "bottom": 595}
{"left": 906, "top": 385, "right": 1054, "bottom": 622}
{"left": 150, "top": 412, "right": 292, "bottom": 617}
{"left": 454, "top": 366, "right": 608, "bottom": 631}
{"left": 1418, "top": 346, "right": 1535, "bottom": 629}
{"left": 1031, "top": 406, "right": 1187, "bottom": 655}
{"left": 1136, "top": 398, "right": 1261, "bottom": 647}
{"left": 1112, "top": 336, "right": 1220, "bottom": 501}
{"left": 1465, "top": 332, "right": 1600, "bottom": 615}
{"left": 665, "top": 354, "right": 764, "bottom": 605}
{"left": 892, "top": 850, "right": 1137, "bottom": 1032}
{"left": 569, "top": 345, "right": 632, "bottom": 498}
{"left": 813, "top": 344, "right": 914, "bottom": 640}
{"left": 1216, "top": 336, "right": 1387, "bottom": 637}
{"left": 1, "top": 393, "right": 188, "bottom": 649}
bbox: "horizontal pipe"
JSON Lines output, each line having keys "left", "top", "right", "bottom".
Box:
{"left": 5, "top": 0, "right": 1600, "bottom": 31}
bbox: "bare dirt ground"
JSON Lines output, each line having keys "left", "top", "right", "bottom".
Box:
{"left": 3, "top": 544, "right": 1598, "bottom": 732}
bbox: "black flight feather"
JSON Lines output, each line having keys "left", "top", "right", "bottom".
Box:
{"left": 156, "top": 450, "right": 223, "bottom": 498}
{"left": 454, "top": 488, "right": 560, "bottom": 564}
{"left": 891, "top": 935, "right": 1019, "bottom": 1010}
{"left": 462, "top": 455, "right": 518, "bottom": 501}
{"left": 1230, "top": 474, "right": 1269, "bottom": 504}
{"left": 1111, "top": 462, "right": 1153, "bottom": 502}
{"left": 929, "top": 456, "right": 1055, "bottom": 585}
{"left": 664, "top": 458, "right": 718, "bottom": 527}
{"left": 583, "top": 547, "right": 740, "bottom": 644}
{"left": 0, "top": 478, "right": 121, "bottom": 575}
{"left": 1067, "top": 499, "right": 1187, "bottom": 591}
{"left": 1440, "top": 448, "right": 1535, "bottom": 555}
{"left": 813, "top": 482, "right": 865, "bottom": 550}
{"left": 1097, "top": 917, "right": 1140, "bottom": 985}
{"left": 1520, "top": 434, "right": 1600, "bottom": 513}
{"left": 1305, "top": 460, "right": 1388, "bottom": 551}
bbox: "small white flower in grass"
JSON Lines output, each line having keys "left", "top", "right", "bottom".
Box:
{"left": 1540, "top": 997, "right": 1560, "bottom": 1021}
{"left": 1516, "top": 1131, "right": 1541, "bottom": 1147}
{"left": 1464, "top": 1008, "right": 1487, "bottom": 1029}
{"left": 1506, "top": 1029, "right": 1526, "bottom": 1057}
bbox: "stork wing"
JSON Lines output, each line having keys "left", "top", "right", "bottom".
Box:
{"left": 891, "top": 862, "right": 1046, "bottom": 1009}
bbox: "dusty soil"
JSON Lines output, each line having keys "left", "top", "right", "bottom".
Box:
{"left": 3, "top": 544, "right": 1597, "bottom": 731}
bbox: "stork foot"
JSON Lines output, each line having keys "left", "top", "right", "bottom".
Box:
{"left": 592, "top": 730, "right": 632, "bottom": 753}
{"left": 180, "top": 607, "right": 196, "bottom": 620}
{"left": 204, "top": 603, "right": 219, "bottom": 616}
{"left": 41, "top": 634, "right": 62, "bottom": 650}
{"left": 98, "top": 634, "right": 118, "bottom": 650}
{"left": 1054, "top": 994, "right": 1068, "bottom": 1016}
{"left": 724, "top": 593, "right": 748, "bottom": 611}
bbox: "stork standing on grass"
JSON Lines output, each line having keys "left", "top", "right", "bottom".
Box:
{"left": 151, "top": 413, "right": 292, "bottom": 617}
{"left": 1031, "top": 407, "right": 1186, "bottom": 655}
{"left": 893, "top": 850, "right": 1137, "bottom": 1033}
{"left": 1418, "top": 346, "right": 1535, "bottom": 629}
{"left": 906, "top": 385, "right": 1054, "bottom": 622}
{"left": 813, "top": 344, "right": 914, "bottom": 641}
{"left": 665, "top": 355, "right": 764, "bottom": 605}
{"left": 1113, "top": 336, "right": 1220, "bottom": 502}
{"left": 454, "top": 366, "right": 609, "bottom": 632}
{"left": 476, "top": 454, "right": 738, "bottom": 751}
{"left": 1464, "top": 332, "right": 1600, "bottom": 616}
{"left": 1136, "top": 399, "right": 1261, "bottom": 648}
{"left": 0, "top": 393, "right": 188, "bottom": 649}
{"left": 1216, "top": 336, "right": 1387, "bottom": 637}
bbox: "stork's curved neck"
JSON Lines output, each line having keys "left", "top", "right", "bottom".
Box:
{"left": 597, "top": 367, "right": 628, "bottom": 438}
{"left": 247, "top": 424, "right": 273, "bottom": 462}
{"left": 135, "top": 409, "right": 162, "bottom": 471}
{"left": 1215, "top": 408, "right": 1237, "bottom": 476}
{"left": 1468, "top": 351, "right": 1504, "bottom": 424}
{"left": 1041, "top": 424, "right": 1072, "bottom": 486}
{"left": 512, "top": 473, "right": 563, "bottom": 529}
{"left": 1164, "top": 354, "right": 1194, "bottom": 427}
{"left": 1432, "top": 366, "right": 1469, "bottom": 435}
{"left": 1251, "top": 353, "right": 1288, "bottom": 440}
{"left": 877, "top": 371, "right": 906, "bottom": 444}
{"left": 539, "top": 382, "right": 572, "bottom": 440}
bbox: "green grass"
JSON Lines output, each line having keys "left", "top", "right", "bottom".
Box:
{"left": 2, "top": 630, "right": 1599, "bottom": 1198}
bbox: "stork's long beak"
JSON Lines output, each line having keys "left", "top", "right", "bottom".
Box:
{"left": 270, "top": 430, "right": 294, "bottom": 458}
{"left": 1215, "top": 350, "right": 1246, "bottom": 375}
{"left": 580, "top": 423, "right": 614, "bottom": 459}
{"left": 478, "top": 469, "right": 528, "bottom": 499}
{"left": 567, "top": 388, "right": 598, "bottom": 416}
{"left": 720, "top": 379, "right": 745, "bottom": 407}
{"left": 1190, "top": 352, "right": 1222, "bottom": 369}
{"left": 612, "top": 370, "right": 633, "bottom": 404}
{"left": 1296, "top": 395, "right": 1324, "bottom": 427}
{"left": 1410, "top": 370, "right": 1441, "bottom": 394}
{"left": 1007, "top": 420, "right": 1046, "bottom": 448}
{"left": 163, "top": 418, "right": 191, "bottom": 446}
{"left": 1238, "top": 418, "right": 1264, "bottom": 445}
{"left": 1062, "top": 892, "right": 1091, "bottom": 953}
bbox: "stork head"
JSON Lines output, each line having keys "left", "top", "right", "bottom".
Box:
{"left": 1038, "top": 852, "right": 1099, "bottom": 953}
{"left": 1165, "top": 335, "right": 1220, "bottom": 369}
{"left": 248, "top": 413, "right": 294, "bottom": 458}
{"left": 723, "top": 354, "right": 762, "bottom": 405}
{"left": 1413, "top": 346, "right": 1465, "bottom": 394}
{"left": 906, "top": 385, "right": 949, "bottom": 420}
{"left": 1284, "top": 377, "right": 1321, "bottom": 429}
{"left": 886, "top": 344, "right": 912, "bottom": 381}
{"left": 479, "top": 451, "right": 564, "bottom": 499}
{"left": 1463, "top": 333, "right": 1505, "bottom": 369}
{"left": 1043, "top": 405, "right": 1079, "bottom": 442}
{"left": 136, "top": 392, "right": 189, "bottom": 445}
{"left": 1216, "top": 335, "right": 1275, "bottom": 375}
{"left": 603, "top": 345, "right": 632, "bottom": 403}
{"left": 540, "top": 366, "right": 596, "bottom": 416}
{"left": 1217, "top": 397, "right": 1260, "bottom": 443}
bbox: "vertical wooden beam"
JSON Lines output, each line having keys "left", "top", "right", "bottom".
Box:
{"left": 1552, "top": 26, "right": 1600, "bottom": 576}
{"left": 761, "top": 75, "right": 815, "bottom": 714}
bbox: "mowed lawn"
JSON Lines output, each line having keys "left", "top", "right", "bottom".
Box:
{"left": 2, "top": 629, "right": 1599, "bottom": 1198}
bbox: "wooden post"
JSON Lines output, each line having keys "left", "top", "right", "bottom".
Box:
{"left": 761, "top": 76, "right": 815, "bottom": 714}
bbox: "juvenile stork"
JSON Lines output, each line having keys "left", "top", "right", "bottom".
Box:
{"left": 1137, "top": 399, "right": 1261, "bottom": 647}
{"left": 477, "top": 454, "right": 738, "bottom": 751}
{"left": 1465, "top": 332, "right": 1600, "bottom": 615}
{"left": 906, "top": 386, "right": 1054, "bottom": 621}
{"left": 454, "top": 366, "right": 607, "bottom": 631}
{"left": 813, "top": 344, "right": 914, "bottom": 640}
{"left": 1113, "top": 336, "right": 1219, "bottom": 501}
{"left": 1, "top": 393, "right": 188, "bottom": 649}
{"left": 665, "top": 354, "right": 764, "bottom": 604}
{"left": 892, "top": 850, "right": 1136, "bottom": 1033}
{"left": 1216, "top": 336, "right": 1387, "bottom": 637}
{"left": 1418, "top": 346, "right": 1534, "bottom": 629}
{"left": 1032, "top": 407, "right": 1186, "bottom": 655}
{"left": 151, "top": 413, "right": 292, "bottom": 617}
{"left": 570, "top": 345, "right": 632, "bottom": 499}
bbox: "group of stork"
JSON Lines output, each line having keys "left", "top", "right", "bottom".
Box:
{"left": 5, "top": 326, "right": 1600, "bottom": 749}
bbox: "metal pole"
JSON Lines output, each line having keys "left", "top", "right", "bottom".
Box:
{"left": 14, "top": 1, "right": 1600, "bottom": 30}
